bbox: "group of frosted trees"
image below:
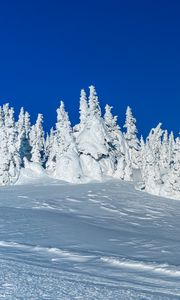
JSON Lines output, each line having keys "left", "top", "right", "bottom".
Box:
{"left": 0, "top": 86, "right": 179, "bottom": 199}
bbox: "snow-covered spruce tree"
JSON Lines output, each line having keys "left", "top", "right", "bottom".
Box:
{"left": 104, "top": 104, "right": 132, "bottom": 180}
{"left": 73, "top": 89, "right": 89, "bottom": 134}
{"left": 24, "top": 111, "right": 31, "bottom": 138}
{"left": 0, "top": 104, "right": 20, "bottom": 185}
{"left": 124, "top": 106, "right": 140, "bottom": 169}
{"left": 159, "top": 130, "right": 169, "bottom": 174}
{"left": 104, "top": 104, "right": 117, "bottom": 132}
{"left": 45, "top": 127, "right": 54, "bottom": 166}
{"left": 17, "top": 108, "right": 32, "bottom": 165}
{"left": 141, "top": 123, "right": 163, "bottom": 194}
{"left": 168, "top": 131, "right": 175, "bottom": 167}
{"left": 138, "top": 135, "right": 146, "bottom": 169}
{"left": 47, "top": 101, "right": 83, "bottom": 182}
{"left": 0, "top": 106, "right": 9, "bottom": 185}
{"left": 171, "top": 136, "right": 180, "bottom": 192}
{"left": 76, "top": 86, "right": 132, "bottom": 180}
{"left": 78, "top": 89, "right": 89, "bottom": 131}
{"left": 76, "top": 86, "right": 118, "bottom": 180}
{"left": 88, "top": 85, "right": 101, "bottom": 117}
{"left": 164, "top": 136, "right": 180, "bottom": 197}
{"left": 16, "top": 107, "right": 25, "bottom": 147}
{"left": 30, "top": 114, "right": 45, "bottom": 165}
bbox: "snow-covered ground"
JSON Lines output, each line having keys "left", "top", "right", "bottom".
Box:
{"left": 0, "top": 178, "right": 180, "bottom": 299}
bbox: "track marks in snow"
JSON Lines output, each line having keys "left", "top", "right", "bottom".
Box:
{"left": 66, "top": 197, "right": 81, "bottom": 203}
{"left": 101, "top": 257, "right": 180, "bottom": 278}
{"left": 0, "top": 240, "right": 93, "bottom": 263}
{"left": 17, "top": 195, "right": 29, "bottom": 199}
{"left": 100, "top": 206, "right": 119, "bottom": 213}
{"left": 2, "top": 240, "right": 179, "bottom": 280}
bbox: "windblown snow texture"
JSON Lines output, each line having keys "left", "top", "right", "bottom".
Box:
{"left": 0, "top": 179, "right": 180, "bottom": 299}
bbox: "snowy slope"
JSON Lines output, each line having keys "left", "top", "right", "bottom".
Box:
{"left": 0, "top": 179, "right": 180, "bottom": 299}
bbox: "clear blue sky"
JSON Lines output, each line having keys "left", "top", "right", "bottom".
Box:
{"left": 0, "top": 0, "right": 179, "bottom": 136}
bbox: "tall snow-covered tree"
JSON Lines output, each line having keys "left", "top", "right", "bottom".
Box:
{"left": 45, "top": 127, "right": 54, "bottom": 164}
{"left": 77, "top": 87, "right": 115, "bottom": 180}
{"left": 74, "top": 89, "right": 89, "bottom": 134}
{"left": 165, "top": 136, "right": 180, "bottom": 196}
{"left": 0, "top": 106, "right": 9, "bottom": 184}
{"left": 104, "top": 104, "right": 132, "bottom": 180}
{"left": 55, "top": 101, "right": 73, "bottom": 152}
{"left": 124, "top": 106, "right": 140, "bottom": 169}
{"left": 47, "top": 101, "right": 83, "bottom": 182}
{"left": 168, "top": 131, "right": 175, "bottom": 166}
{"left": 17, "top": 107, "right": 25, "bottom": 143}
{"left": 0, "top": 105, "right": 20, "bottom": 185}
{"left": 160, "top": 130, "right": 169, "bottom": 173}
{"left": 16, "top": 108, "right": 32, "bottom": 165}
{"left": 88, "top": 85, "right": 101, "bottom": 117}
{"left": 104, "top": 104, "right": 118, "bottom": 132}
{"left": 30, "top": 114, "right": 45, "bottom": 165}
{"left": 141, "top": 123, "right": 163, "bottom": 194}
{"left": 79, "top": 89, "right": 89, "bottom": 128}
{"left": 24, "top": 111, "right": 31, "bottom": 138}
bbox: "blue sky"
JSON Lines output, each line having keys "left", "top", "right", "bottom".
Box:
{"left": 0, "top": 0, "right": 179, "bottom": 136}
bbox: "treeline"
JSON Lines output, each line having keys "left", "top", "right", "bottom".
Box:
{"left": 0, "top": 86, "right": 179, "bottom": 199}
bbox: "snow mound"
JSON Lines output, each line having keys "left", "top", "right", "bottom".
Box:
{"left": 16, "top": 161, "right": 49, "bottom": 185}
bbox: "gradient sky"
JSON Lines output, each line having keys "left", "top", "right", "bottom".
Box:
{"left": 0, "top": 0, "right": 179, "bottom": 137}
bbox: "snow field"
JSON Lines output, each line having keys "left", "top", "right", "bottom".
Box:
{"left": 0, "top": 179, "right": 180, "bottom": 298}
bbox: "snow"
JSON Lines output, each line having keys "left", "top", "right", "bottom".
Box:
{"left": 16, "top": 160, "right": 50, "bottom": 185}
{"left": 0, "top": 88, "right": 179, "bottom": 201}
{"left": 0, "top": 178, "right": 180, "bottom": 299}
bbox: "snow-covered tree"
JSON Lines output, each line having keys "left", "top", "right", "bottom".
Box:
{"left": 47, "top": 101, "right": 83, "bottom": 182}
{"left": 17, "top": 107, "right": 25, "bottom": 143}
{"left": 160, "top": 130, "right": 169, "bottom": 173}
{"left": 104, "top": 104, "right": 118, "bottom": 132}
{"left": 88, "top": 85, "right": 101, "bottom": 117}
{"left": 45, "top": 127, "right": 54, "bottom": 164}
{"left": 165, "top": 136, "right": 180, "bottom": 196}
{"left": 79, "top": 89, "right": 89, "bottom": 129}
{"left": 140, "top": 123, "right": 163, "bottom": 194}
{"left": 124, "top": 106, "right": 140, "bottom": 169}
{"left": 104, "top": 104, "right": 132, "bottom": 180}
{"left": 168, "top": 131, "right": 175, "bottom": 166}
{"left": 76, "top": 86, "right": 115, "bottom": 180}
{"left": 74, "top": 89, "right": 89, "bottom": 134}
{"left": 0, "top": 105, "right": 20, "bottom": 185}
{"left": 30, "top": 114, "right": 45, "bottom": 165}
{"left": 24, "top": 111, "right": 31, "bottom": 138}
{"left": 16, "top": 108, "right": 32, "bottom": 165}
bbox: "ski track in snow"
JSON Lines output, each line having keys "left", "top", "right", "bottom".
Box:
{"left": 0, "top": 179, "right": 180, "bottom": 299}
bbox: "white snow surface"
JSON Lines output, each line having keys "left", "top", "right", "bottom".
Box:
{"left": 0, "top": 177, "right": 180, "bottom": 299}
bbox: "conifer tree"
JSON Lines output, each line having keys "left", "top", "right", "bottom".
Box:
{"left": 79, "top": 89, "right": 89, "bottom": 128}
{"left": 141, "top": 123, "right": 163, "bottom": 192}
{"left": 124, "top": 106, "right": 140, "bottom": 168}
{"left": 168, "top": 131, "right": 175, "bottom": 166}
{"left": 16, "top": 108, "right": 31, "bottom": 164}
{"left": 0, "top": 105, "right": 20, "bottom": 184}
{"left": 104, "top": 104, "right": 132, "bottom": 180}
{"left": 160, "top": 130, "right": 169, "bottom": 172}
{"left": 47, "top": 101, "right": 83, "bottom": 182}
{"left": 166, "top": 136, "right": 180, "bottom": 195}
{"left": 30, "top": 114, "right": 45, "bottom": 165}
{"left": 24, "top": 111, "right": 31, "bottom": 138}
{"left": 88, "top": 85, "right": 101, "bottom": 117}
